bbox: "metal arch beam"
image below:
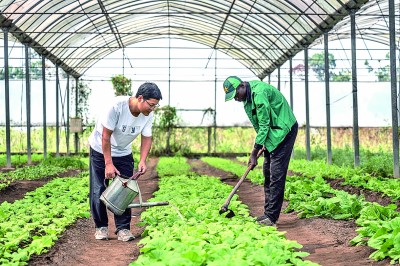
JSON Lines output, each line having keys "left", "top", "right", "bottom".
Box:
{"left": 49, "top": 13, "right": 116, "bottom": 62}
{"left": 212, "top": 0, "right": 235, "bottom": 49}
{"left": 33, "top": 2, "right": 100, "bottom": 52}
{"left": 69, "top": 35, "right": 268, "bottom": 77}
{"left": 1, "top": 0, "right": 374, "bottom": 79}
{"left": 97, "top": 0, "right": 123, "bottom": 49}
{"left": 8, "top": 0, "right": 42, "bottom": 26}
{"left": 278, "top": 0, "right": 323, "bottom": 30}
{"left": 0, "top": 16, "right": 81, "bottom": 77}
{"left": 28, "top": 1, "right": 112, "bottom": 61}
{"left": 209, "top": 7, "right": 276, "bottom": 73}
{"left": 260, "top": 0, "right": 368, "bottom": 77}
{"left": 311, "top": 0, "right": 392, "bottom": 47}
{"left": 210, "top": 1, "right": 304, "bottom": 76}
{"left": 252, "top": 6, "right": 311, "bottom": 74}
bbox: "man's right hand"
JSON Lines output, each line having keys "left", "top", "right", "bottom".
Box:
{"left": 105, "top": 163, "right": 120, "bottom": 179}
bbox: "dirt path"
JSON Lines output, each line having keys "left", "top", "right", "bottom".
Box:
{"left": 1, "top": 156, "right": 391, "bottom": 265}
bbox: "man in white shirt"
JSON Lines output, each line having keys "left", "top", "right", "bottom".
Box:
{"left": 88, "top": 82, "right": 162, "bottom": 241}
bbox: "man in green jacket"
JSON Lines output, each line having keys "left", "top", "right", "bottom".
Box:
{"left": 223, "top": 76, "right": 298, "bottom": 227}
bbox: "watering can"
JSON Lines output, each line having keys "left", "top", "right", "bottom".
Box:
{"left": 100, "top": 171, "right": 169, "bottom": 216}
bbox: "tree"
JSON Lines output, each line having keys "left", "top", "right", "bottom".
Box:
{"left": 30, "top": 61, "right": 42, "bottom": 80}
{"left": 0, "top": 60, "right": 49, "bottom": 80}
{"left": 332, "top": 70, "right": 351, "bottom": 82}
{"left": 290, "top": 64, "right": 305, "bottom": 80}
{"left": 309, "top": 52, "right": 336, "bottom": 81}
{"left": 9, "top": 66, "right": 24, "bottom": 79}
{"left": 153, "top": 106, "right": 179, "bottom": 155}
{"left": 364, "top": 53, "right": 390, "bottom": 82}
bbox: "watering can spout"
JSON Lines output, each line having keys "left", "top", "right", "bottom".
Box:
{"left": 127, "top": 201, "right": 169, "bottom": 208}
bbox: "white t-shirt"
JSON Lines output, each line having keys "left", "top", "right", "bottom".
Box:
{"left": 89, "top": 96, "right": 154, "bottom": 157}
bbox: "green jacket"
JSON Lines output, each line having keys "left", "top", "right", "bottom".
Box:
{"left": 243, "top": 80, "right": 297, "bottom": 152}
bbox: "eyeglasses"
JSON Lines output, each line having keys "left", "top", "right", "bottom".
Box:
{"left": 145, "top": 100, "right": 160, "bottom": 109}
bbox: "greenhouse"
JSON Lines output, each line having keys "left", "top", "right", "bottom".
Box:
{"left": 1, "top": 0, "right": 400, "bottom": 265}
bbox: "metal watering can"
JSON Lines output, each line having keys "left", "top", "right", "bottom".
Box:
{"left": 100, "top": 171, "right": 169, "bottom": 216}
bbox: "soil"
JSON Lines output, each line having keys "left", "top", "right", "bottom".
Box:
{"left": 1, "top": 158, "right": 394, "bottom": 266}
{"left": 0, "top": 169, "right": 81, "bottom": 204}
{"left": 327, "top": 178, "right": 400, "bottom": 211}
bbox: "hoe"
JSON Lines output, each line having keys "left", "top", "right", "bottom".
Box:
{"left": 219, "top": 148, "right": 264, "bottom": 218}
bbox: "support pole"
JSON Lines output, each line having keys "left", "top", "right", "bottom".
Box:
{"left": 3, "top": 27, "right": 11, "bottom": 168}
{"left": 42, "top": 55, "right": 47, "bottom": 159}
{"left": 277, "top": 66, "right": 281, "bottom": 91}
{"left": 75, "top": 77, "right": 79, "bottom": 154}
{"left": 350, "top": 9, "right": 360, "bottom": 167}
{"left": 214, "top": 49, "right": 217, "bottom": 153}
{"left": 56, "top": 64, "right": 60, "bottom": 157}
{"left": 168, "top": 37, "right": 171, "bottom": 106}
{"left": 389, "top": 0, "right": 399, "bottom": 177}
{"left": 289, "top": 58, "right": 294, "bottom": 110}
{"left": 24, "top": 44, "right": 31, "bottom": 164}
{"left": 304, "top": 46, "right": 311, "bottom": 161}
{"left": 324, "top": 32, "right": 332, "bottom": 165}
{"left": 289, "top": 58, "right": 294, "bottom": 159}
{"left": 66, "top": 74, "right": 70, "bottom": 155}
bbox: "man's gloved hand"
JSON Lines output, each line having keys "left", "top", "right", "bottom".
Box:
{"left": 248, "top": 148, "right": 260, "bottom": 170}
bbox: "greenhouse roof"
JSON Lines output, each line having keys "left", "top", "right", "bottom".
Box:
{"left": 0, "top": 0, "right": 392, "bottom": 79}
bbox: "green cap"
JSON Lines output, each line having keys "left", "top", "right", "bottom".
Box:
{"left": 223, "top": 76, "right": 242, "bottom": 101}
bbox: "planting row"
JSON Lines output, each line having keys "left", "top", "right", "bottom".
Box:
{"left": 0, "top": 172, "right": 90, "bottom": 265}
{"left": 0, "top": 156, "right": 87, "bottom": 191}
{"left": 132, "top": 156, "right": 318, "bottom": 265}
{"left": 201, "top": 156, "right": 400, "bottom": 264}
{"left": 289, "top": 159, "right": 400, "bottom": 201}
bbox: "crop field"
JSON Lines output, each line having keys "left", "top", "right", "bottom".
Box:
{"left": 2, "top": 1, "right": 400, "bottom": 265}
{"left": 0, "top": 133, "right": 399, "bottom": 266}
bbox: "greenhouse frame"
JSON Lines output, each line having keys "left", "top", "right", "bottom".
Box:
{"left": 1, "top": 0, "right": 400, "bottom": 177}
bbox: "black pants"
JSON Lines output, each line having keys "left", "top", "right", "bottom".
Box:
{"left": 262, "top": 122, "right": 298, "bottom": 223}
{"left": 89, "top": 148, "right": 134, "bottom": 233}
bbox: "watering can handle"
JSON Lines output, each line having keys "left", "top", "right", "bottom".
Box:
{"left": 118, "top": 172, "right": 143, "bottom": 187}
{"left": 131, "top": 171, "right": 143, "bottom": 180}
{"left": 103, "top": 171, "right": 143, "bottom": 187}
{"left": 116, "top": 171, "right": 142, "bottom": 180}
